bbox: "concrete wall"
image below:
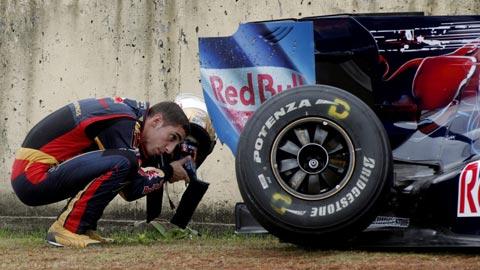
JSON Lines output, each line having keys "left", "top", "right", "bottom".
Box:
{"left": 1, "top": 0, "right": 479, "bottom": 221}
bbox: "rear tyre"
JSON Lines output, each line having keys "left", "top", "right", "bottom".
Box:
{"left": 235, "top": 85, "right": 392, "bottom": 246}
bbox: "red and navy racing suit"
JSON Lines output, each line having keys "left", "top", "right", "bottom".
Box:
{"left": 11, "top": 97, "right": 172, "bottom": 234}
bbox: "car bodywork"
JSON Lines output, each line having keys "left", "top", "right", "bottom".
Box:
{"left": 199, "top": 13, "right": 480, "bottom": 246}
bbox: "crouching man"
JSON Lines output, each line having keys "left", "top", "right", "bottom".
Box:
{"left": 11, "top": 97, "right": 191, "bottom": 247}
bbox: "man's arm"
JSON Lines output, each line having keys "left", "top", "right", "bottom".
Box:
{"left": 116, "top": 157, "right": 189, "bottom": 201}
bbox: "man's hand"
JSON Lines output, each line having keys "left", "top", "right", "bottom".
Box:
{"left": 169, "top": 156, "right": 191, "bottom": 183}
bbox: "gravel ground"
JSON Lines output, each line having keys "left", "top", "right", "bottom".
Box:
{"left": 2, "top": 228, "right": 480, "bottom": 270}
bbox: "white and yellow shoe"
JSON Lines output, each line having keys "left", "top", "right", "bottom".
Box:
{"left": 85, "top": 230, "right": 115, "bottom": 243}
{"left": 46, "top": 220, "right": 101, "bottom": 248}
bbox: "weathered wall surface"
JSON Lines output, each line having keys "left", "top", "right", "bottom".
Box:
{"left": 1, "top": 0, "right": 479, "bottom": 221}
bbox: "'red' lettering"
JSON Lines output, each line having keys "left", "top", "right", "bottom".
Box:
{"left": 210, "top": 76, "right": 225, "bottom": 103}
{"left": 291, "top": 73, "right": 297, "bottom": 88}
{"left": 458, "top": 161, "right": 480, "bottom": 217}
{"left": 225, "top": 86, "right": 238, "bottom": 105}
{"left": 240, "top": 73, "right": 255, "bottom": 105}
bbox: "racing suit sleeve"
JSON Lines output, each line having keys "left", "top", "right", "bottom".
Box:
{"left": 86, "top": 118, "right": 172, "bottom": 200}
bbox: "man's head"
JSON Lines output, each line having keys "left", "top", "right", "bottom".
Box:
{"left": 141, "top": 101, "right": 190, "bottom": 157}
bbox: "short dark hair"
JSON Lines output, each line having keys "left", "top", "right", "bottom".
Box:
{"left": 148, "top": 101, "right": 190, "bottom": 135}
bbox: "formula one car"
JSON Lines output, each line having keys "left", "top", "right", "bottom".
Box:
{"left": 198, "top": 13, "right": 480, "bottom": 247}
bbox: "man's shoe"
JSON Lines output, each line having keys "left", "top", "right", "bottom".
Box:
{"left": 46, "top": 220, "right": 101, "bottom": 248}
{"left": 86, "top": 230, "right": 115, "bottom": 243}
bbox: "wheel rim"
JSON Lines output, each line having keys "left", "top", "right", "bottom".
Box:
{"left": 271, "top": 117, "right": 355, "bottom": 200}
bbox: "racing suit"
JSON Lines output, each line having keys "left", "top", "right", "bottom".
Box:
{"left": 11, "top": 97, "right": 171, "bottom": 234}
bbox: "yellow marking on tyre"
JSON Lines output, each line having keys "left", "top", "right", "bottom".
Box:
{"left": 270, "top": 192, "right": 292, "bottom": 215}
{"left": 328, "top": 98, "right": 350, "bottom": 119}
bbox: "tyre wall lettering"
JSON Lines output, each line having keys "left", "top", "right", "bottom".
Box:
{"left": 298, "top": 99, "right": 311, "bottom": 108}
{"left": 258, "top": 173, "right": 269, "bottom": 189}
{"left": 309, "top": 156, "right": 376, "bottom": 217}
{"left": 270, "top": 192, "right": 292, "bottom": 215}
{"left": 328, "top": 98, "right": 350, "bottom": 119}
{"left": 254, "top": 138, "right": 263, "bottom": 163}
{"left": 253, "top": 99, "right": 325, "bottom": 163}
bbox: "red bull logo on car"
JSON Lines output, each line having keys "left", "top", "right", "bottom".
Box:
{"left": 202, "top": 67, "right": 306, "bottom": 129}
{"left": 208, "top": 70, "right": 305, "bottom": 107}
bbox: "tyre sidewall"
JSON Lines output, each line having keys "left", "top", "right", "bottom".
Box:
{"left": 237, "top": 85, "right": 391, "bottom": 233}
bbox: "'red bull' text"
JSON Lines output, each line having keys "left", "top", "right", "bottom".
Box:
{"left": 209, "top": 72, "right": 305, "bottom": 106}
